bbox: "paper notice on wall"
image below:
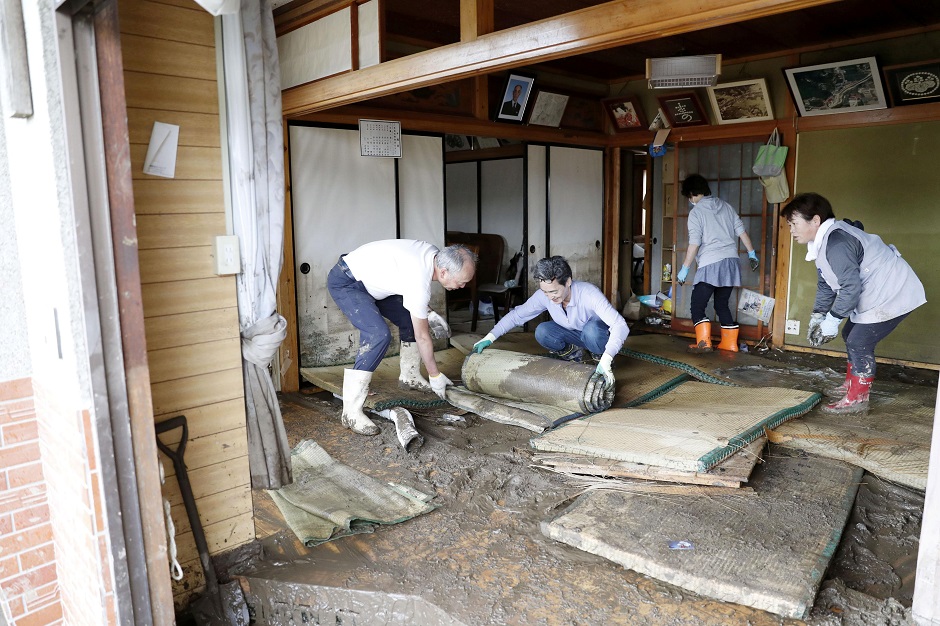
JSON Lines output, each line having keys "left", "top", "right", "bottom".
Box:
{"left": 738, "top": 288, "right": 775, "bottom": 324}
{"left": 143, "top": 121, "right": 180, "bottom": 178}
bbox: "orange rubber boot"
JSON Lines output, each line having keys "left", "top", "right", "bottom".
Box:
{"left": 688, "top": 321, "right": 713, "bottom": 353}
{"left": 716, "top": 326, "right": 739, "bottom": 352}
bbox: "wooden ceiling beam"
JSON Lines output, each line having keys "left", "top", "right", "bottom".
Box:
{"left": 282, "top": 0, "right": 840, "bottom": 117}
{"left": 460, "top": 0, "right": 495, "bottom": 120}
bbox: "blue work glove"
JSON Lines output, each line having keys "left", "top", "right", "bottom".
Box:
{"left": 748, "top": 250, "right": 759, "bottom": 272}
{"left": 472, "top": 333, "right": 496, "bottom": 354}
{"left": 676, "top": 265, "right": 690, "bottom": 285}
{"left": 591, "top": 353, "right": 615, "bottom": 389}
{"left": 429, "top": 373, "right": 453, "bottom": 400}
{"left": 807, "top": 312, "right": 825, "bottom": 346}
{"left": 818, "top": 312, "right": 843, "bottom": 345}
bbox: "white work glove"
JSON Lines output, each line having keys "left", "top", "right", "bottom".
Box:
{"left": 472, "top": 333, "right": 497, "bottom": 354}
{"left": 591, "top": 353, "right": 615, "bottom": 389}
{"left": 427, "top": 310, "right": 451, "bottom": 339}
{"left": 429, "top": 373, "right": 453, "bottom": 400}
{"left": 807, "top": 312, "right": 825, "bottom": 346}
{"left": 818, "top": 312, "right": 843, "bottom": 345}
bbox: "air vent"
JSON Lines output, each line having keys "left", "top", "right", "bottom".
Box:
{"left": 646, "top": 55, "right": 722, "bottom": 89}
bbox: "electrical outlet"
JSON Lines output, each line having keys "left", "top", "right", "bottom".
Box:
{"left": 214, "top": 235, "right": 241, "bottom": 275}
{"left": 785, "top": 319, "right": 800, "bottom": 335}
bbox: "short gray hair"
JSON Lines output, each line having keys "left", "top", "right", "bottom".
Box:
{"left": 436, "top": 244, "right": 477, "bottom": 273}
{"left": 533, "top": 256, "right": 572, "bottom": 284}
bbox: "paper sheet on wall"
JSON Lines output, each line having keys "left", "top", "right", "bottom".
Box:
{"left": 143, "top": 121, "right": 180, "bottom": 178}
{"left": 738, "top": 288, "right": 775, "bottom": 324}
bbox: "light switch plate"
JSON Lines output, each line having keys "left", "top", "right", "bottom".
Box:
{"left": 785, "top": 319, "right": 800, "bottom": 335}
{"left": 214, "top": 235, "right": 240, "bottom": 275}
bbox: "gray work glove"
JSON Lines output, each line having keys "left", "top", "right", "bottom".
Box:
{"left": 818, "top": 312, "right": 842, "bottom": 345}
{"left": 429, "top": 373, "right": 453, "bottom": 400}
{"left": 807, "top": 312, "right": 826, "bottom": 346}
{"left": 427, "top": 310, "right": 451, "bottom": 339}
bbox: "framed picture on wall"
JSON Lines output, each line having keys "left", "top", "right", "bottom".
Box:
{"left": 882, "top": 60, "right": 940, "bottom": 106}
{"left": 496, "top": 73, "right": 536, "bottom": 123}
{"left": 784, "top": 56, "right": 887, "bottom": 116}
{"left": 527, "top": 90, "right": 569, "bottom": 127}
{"left": 656, "top": 92, "right": 708, "bottom": 127}
{"left": 602, "top": 95, "right": 647, "bottom": 132}
{"left": 706, "top": 78, "right": 774, "bottom": 124}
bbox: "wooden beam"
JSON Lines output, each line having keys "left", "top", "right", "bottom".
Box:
{"left": 293, "top": 105, "right": 610, "bottom": 146}
{"left": 275, "top": 0, "right": 355, "bottom": 36}
{"left": 445, "top": 143, "right": 525, "bottom": 163}
{"left": 282, "top": 0, "right": 840, "bottom": 116}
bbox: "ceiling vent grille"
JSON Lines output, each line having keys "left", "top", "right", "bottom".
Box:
{"left": 646, "top": 54, "right": 722, "bottom": 89}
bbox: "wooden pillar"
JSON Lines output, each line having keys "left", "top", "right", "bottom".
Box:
{"left": 603, "top": 146, "right": 621, "bottom": 303}
{"left": 277, "top": 119, "right": 300, "bottom": 392}
{"left": 913, "top": 377, "right": 940, "bottom": 624}
{"left": 460, "top": 0, "right": 494, "bottom": 121}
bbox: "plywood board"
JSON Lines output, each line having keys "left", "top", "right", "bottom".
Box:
{"left": 136, "top": 213, "right": 226, "bottom": 250}
{"left": 170, "top": 511, "right": 255, "bottom": 567}
{"left": 159, "top": 428, "right": 249, "bottom": 477}
{"left": 543, "top": 451, "right": 863, "bottom": 619}
{"left": 169, "top": 486, "right": 253, "bottom": 536}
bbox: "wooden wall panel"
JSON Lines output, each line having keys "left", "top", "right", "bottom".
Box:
{"left": 144, "top": 308, "right": 240, "bottom": 351}
{"left": 118, "top": 0, "right": 254, "bottom": 608}
{"left": 127, "top": 109, "right": 221, "bottom": 148}
{"left": 155, "top": 399, "right": 247, "bottom": 442}
{"left": 139, "top": 247, "right": 217, "bottom": 283}
{"left": 120, "top": 33, "right": 217, "bottom": 80}
{"left": 142, "top": 278, "right": 237, "bottom": 317}
{"left": 136, "top": 213, "right": 227, "bottom": 249}
{"left": 130, "top": 145, "right": 225, "bottom": 181}
{"left": 148, "top": 338, "right": 242, "bottom": 384}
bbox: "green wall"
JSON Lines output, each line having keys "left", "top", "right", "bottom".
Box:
{"left": 787, "top": 122, "right": 940, "bottom": 364}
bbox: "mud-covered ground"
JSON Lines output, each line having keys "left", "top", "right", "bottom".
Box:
{"left": 212, "top": 341, "right": 935, "bottom": 626}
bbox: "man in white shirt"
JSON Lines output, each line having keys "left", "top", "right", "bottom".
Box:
{"left": 472, "top": 256, "right": 628, "bottom": 389}
{"left": 327, "top": 239, "right": 477, "bottom": 435}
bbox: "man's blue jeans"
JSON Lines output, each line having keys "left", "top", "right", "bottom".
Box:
{"left": 534, "top": 318, "right": 610, "bottom": 355}
{"left": 327, "top": 259, "right": 415, "bottom": 372}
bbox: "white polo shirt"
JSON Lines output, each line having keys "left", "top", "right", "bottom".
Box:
{"left": 342, "top": 239, "right": 438, "bottom": 319}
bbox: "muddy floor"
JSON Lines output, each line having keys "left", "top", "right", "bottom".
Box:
{"left": 222, "top": 338, "right": 935, "bottom": 626}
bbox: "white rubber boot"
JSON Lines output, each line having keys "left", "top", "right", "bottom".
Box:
{"left": 399, "top": 341, "right": 430, "bottom": 390}
{"left": 373, "top": 407, "right": 424, "bottom": 452}
{"left": 342, "top": 369, "right": 379, "bottom": 435}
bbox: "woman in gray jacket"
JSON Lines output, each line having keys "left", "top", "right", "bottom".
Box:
{"left": 677, "top": 174, "right": 759, "bottom": 353}
{"left": 782, "top": 192, "right": 926, "bottom": 414}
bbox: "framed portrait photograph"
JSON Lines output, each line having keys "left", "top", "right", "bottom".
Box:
{"left": 656, "top": 92, "right": 708, "bottom": 127}
{"left": 706, "top": 78, "right": 774, "bottom": 125}
{"left": 882, "top": 60, "right": 940, "bottom": 107}
{"left": 496, "top": 73, "right": 535, "bottom": 123}
{"left": 602, "top": 95, "right": 647, "bottom": 132}
{"left": 527, "top": 90, "right": 570, "bottom": 127}
{"left": 784, "top": 56, "right": 887, "bottom": 116}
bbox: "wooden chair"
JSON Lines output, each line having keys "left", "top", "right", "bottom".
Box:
{"left": 445, "top": 232, "right": 505, "bottom": 331}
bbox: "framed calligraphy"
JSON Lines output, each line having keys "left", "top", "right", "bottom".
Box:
{"left": 656, "top": 92, "right": 709, "bottom": 128}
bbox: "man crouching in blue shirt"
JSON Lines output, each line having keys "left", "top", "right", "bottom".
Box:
{"left": 471, "top": 256, "right": 628, "bottom": 389}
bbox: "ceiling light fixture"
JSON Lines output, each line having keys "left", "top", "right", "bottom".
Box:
{"left": 646, "top": 54, "right": 722, "bottom": 89}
